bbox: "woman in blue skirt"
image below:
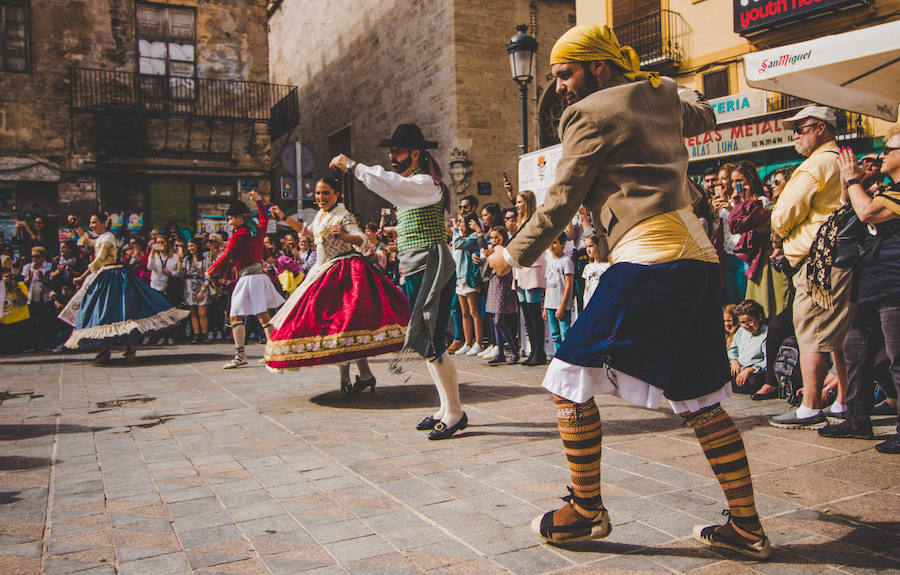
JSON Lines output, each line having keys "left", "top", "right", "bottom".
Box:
{"left": 58, "top": 213, "right": 189, "bottom": 363}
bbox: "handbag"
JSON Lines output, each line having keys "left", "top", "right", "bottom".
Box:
{"left": 465, "top": 254, "right": 481, "bottom": 288}
{"left": 832, "top": 211, "right": 869, "bottom": 269}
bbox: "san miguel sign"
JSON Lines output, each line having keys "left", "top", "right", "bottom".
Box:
{"left": 734, "top": 0, "right": 864, "bottom": 35}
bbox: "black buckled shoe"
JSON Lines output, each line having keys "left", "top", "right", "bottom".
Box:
{"left": 531, "top": 487, "right": 611, "bottom": 545}
{"left": 428, "top": 412, "right": 468, "bottom": 440}
{"left": 416, "top": 415, "right": 439, "bottom": 431}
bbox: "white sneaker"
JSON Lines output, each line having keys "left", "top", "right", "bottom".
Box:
{"left": 483, "top": 348, "right": 499, "bottom": 362}
{"left": 476, "top": 345, "right": 491, "bottom": 358}
{"left": 481, "top": 345, "right": 498, "bottom": 358}
{"left": 454, "top": 344, "right": 472, "bottom": 355}
{"left": 466, "top": 343, "right": 484, "bottom": 356}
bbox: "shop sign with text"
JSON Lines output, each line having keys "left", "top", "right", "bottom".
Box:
{"left": 708, "top": 90, "right": 767, "bottom": 125}
{"left": 684, "top": 115, "right": 794, "bottom": 161}
{"left": 734, "top": 0, "right": 863, "bottom": 35}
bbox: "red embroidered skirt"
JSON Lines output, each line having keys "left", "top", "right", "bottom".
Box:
{"left": 264, "top": 254, "right": 409, "bottom": 368}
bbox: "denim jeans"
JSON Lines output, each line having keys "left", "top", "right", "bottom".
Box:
{"left": 545, "top": 308, "right": 571, "bottom": 353}
{"left": 844, "top": 296, "right": 900, "bottom": 433}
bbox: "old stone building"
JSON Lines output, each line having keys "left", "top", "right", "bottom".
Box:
{"left": 267, "top": 0, "right": 576, "bottom": 221}
{"left": 0, "top": 0, "right": 296, "bottom": 248}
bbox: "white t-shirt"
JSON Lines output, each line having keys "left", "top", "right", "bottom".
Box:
{"left": 544, "top": 254, "right": 574, "bottom": 311}
{"left": 582, "top": 261, "right": 611, "bottom": 305}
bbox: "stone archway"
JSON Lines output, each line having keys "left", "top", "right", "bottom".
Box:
{"left": 538, "top": 83, "right": 566, "bottom": 149}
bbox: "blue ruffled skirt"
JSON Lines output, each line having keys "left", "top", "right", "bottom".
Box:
{"left": 64, "top": 265, "right": 189, "bottom": 350}
{"left": 544, "top": 260, "right": 730, "bottom": 409}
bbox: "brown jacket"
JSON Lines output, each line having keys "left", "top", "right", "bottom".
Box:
{"left": 506, "top": 75, "right": 715, "bottom": 266}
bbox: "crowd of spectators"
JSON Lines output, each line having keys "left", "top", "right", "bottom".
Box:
{"left": 2, "top": 109, "right": 898, "bottom": 453}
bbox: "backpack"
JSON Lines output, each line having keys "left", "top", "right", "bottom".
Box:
{"left": 773, "top": 336, "right": 803, "bottom": 406}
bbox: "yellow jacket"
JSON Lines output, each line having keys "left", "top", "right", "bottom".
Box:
{"left": 771, "top": 140, "right": 842, "bottom": 266}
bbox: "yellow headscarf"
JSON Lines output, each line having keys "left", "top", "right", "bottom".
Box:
{"left": 549, "top": 24, "right": 660, "bottom": 88}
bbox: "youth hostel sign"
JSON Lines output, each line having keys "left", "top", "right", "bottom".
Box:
{"left": 734, "top": 0, "right": 864, "bottom": 35}
{"left": 684, "top": 115, "right": 793, "bottom": 161}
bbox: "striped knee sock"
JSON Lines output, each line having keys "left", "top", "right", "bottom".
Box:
{"left": 685, "top": 405, "right": 759, "bottom": 528}
{"left": 554, "top": 395, "right": 603, "bottom": 514}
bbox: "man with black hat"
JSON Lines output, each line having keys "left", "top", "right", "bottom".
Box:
{"left": 206, "top": 190, "right": 284, "bottom": 368}
{"left": 329, "top": 123, "right": 467, "bottom": 440}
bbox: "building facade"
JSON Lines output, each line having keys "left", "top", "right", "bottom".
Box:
{"left": 575, "top": 0, "right": 900, "bottom": 181}
{"left": 0, "top": 0, "right": 297, "bottom": 250}
{"left": 267, "top": 0, "right": 575, "bottom": 222}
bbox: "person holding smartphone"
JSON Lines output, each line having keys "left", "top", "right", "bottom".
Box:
{"left": 728, "top": 161, "right": 786, "bottom": 320}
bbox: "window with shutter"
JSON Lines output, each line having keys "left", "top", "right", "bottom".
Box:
{"left": 0, "top": 1, "right": 30, "bottom": 73}
{"left": 136, "top": 2, "right": 196, "bottom": 102}
{"left": 703, "top": 69, "right": 729, "bottom": 100}
{"left": 612, "top": 0, "right": 661, "bottom": 25}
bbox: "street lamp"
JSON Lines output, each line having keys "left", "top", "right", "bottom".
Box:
{"left": 507, "top": 24, "right": 538, "bottom": 154}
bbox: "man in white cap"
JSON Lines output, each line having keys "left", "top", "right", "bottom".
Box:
{"left": 770, "top": 105, "right": 853, "bottom": 428}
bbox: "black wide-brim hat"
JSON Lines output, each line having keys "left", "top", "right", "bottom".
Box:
{"left": 377, "top": 123, "right": 438, "bottom": 149}
{"left": 226, "top": 200, "right": 251, "bottom": 216}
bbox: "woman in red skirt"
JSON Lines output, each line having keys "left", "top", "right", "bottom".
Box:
{"left": 265, "top": 177, "right": 410, "bottom": 398}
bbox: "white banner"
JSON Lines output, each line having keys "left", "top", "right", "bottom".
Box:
{"left": 707, "top": 90, "right": 767, "bottom": 125}
{"left": 517, "top": 144, "right": 563, "bottom": 205}
{"left": 684, "top": 114, "right": 794, "bottom": 161}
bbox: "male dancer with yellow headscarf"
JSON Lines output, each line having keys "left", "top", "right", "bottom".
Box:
{"left": 488, "top": 25, "right": 771, "bottom": 559}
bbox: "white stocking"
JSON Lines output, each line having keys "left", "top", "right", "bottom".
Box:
{"left": 425, "top": 360, "right": 447, "bottom": 421}
{"left": 429, "top": 352, "right": 462, "bottom": 425}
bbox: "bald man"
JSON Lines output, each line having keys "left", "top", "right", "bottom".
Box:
{"left": 488, "top": 25, "right": 771, "bottom": 559}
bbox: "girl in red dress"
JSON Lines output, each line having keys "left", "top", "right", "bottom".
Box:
{"left": 265, "top": 177, "right": 410, "bottom": 398}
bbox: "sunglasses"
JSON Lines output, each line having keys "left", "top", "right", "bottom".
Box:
{"left": 504, "top": 215, "right": 517, "bottom": 221}
{"left": 792, "top": 121, "right": 822, "bottom": 135}
{"left": 882, "top": 145, "right": 900, "bottom": 157}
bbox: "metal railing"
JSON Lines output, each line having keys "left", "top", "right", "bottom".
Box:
{"left": 69, "top": 67, "right": 299, "bottom": 128}
{"left": 767, "top": 92, "right": 872, "bottom": 140}
{"left": 613, "top": 9, "right": 687, "bottom": 69}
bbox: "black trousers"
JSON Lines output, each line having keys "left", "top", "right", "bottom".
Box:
{"left": 844, "top": 296, "right": 900, "bottom": 433}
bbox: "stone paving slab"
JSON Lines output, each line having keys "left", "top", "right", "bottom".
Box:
{"left": 2, "top": 343, "right": 899, "bottom": 574}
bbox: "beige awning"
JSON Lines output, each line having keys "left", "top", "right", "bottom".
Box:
{"left": 743, "top": 21, "right": 900, "bottom": 122}
{"left": 0, "top": 157, "right": 60, "bottom": 182}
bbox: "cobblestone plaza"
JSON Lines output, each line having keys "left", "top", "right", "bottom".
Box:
{"left": 1, "top": 345, "right": 898, "bottom": 574}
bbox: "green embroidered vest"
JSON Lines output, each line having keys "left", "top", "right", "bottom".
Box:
{"left": 396, "top": 168, "right": 447, "bottom": 252}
